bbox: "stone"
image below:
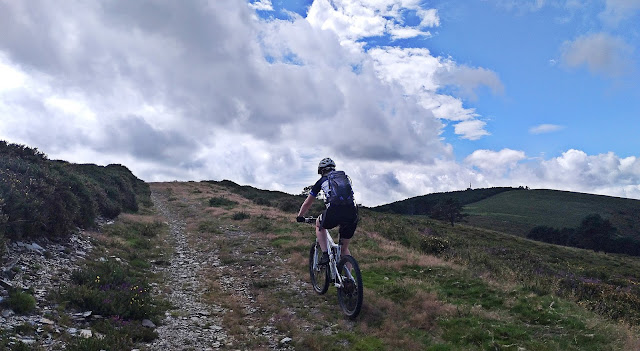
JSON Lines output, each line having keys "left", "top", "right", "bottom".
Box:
{"left": 280, "top": 337, "right": 292, "bottom": 344}
{"left": 0, "top": 279, "right": 13, "bottom": 289}
{"left": 26, "top": 243, "right": 45, "bottom": 253}
{"left": 40, "top": 318, "right": 55, "bottom": 325}
{"left": 142, "top": 319, "right": 156, "bottom": 328}
{"left": 2, "top": 309, "right": 14, "bottom": 318}
{"left": 79, "top": 329, "right": 92, "bottom": 338}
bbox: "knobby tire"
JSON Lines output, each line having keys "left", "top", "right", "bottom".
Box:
{"left": 309, "top": 242, "right": 329, "bottom": 294}
{"left": 337, "top": 255, "right": 363, "bottom": 319}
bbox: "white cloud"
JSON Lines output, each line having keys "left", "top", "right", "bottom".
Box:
{"left": 561, "top": 32, "right": 634, "bottom": 78}
{"left": 465, "top": 148, "right": 526, "bottom": 172}
{"left": 249, "top": 0, "right": 273, "bottom": 11}
{"left": 454, "top": 120, "right": 490, "bottom": 140}
{"left": 0, "top": 56, "right": 26, "bottom": 92}
{"left": 306, "top": 0, "right": 440, "bottom": 43}
{"left": 435, "top": 62, "right": 505, "bottom": 101}
{"left": 366, "top": 47, "right": 499, "bottom": 139}
{"left": 529, "top": 124, "right": 565, "bottom": 134}
{"left": 2, "top": 0, "right": 639, "bottom": 208}
{"left": 599, "top": 0, "right": 640, "bottom": 26}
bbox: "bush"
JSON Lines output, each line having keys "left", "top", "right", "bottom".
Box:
{"left": 65, "top": 261, "right": 158, "bottom": 320}
{"left": 208, "top": 197, "right": 237, "bottom": 208}
{"left": 253, "top": 197, "right": 271, "bottom": 206}
{"left": 232, "top": 212, "right": 250, "bottom": 220}
{"left": 7, "top": 291, "right": 36, "bottom": 314}
{"left": 0, "top": 141, "right": 149, "bottom": 240}
{"left": 420, "top": 236, "right": 450, "bottom": 255}
{"left": 250, "top": 215, "right": 272, "bottom": 232}
{"left": 276, "top": 199, "right": 298, "bottom": 213}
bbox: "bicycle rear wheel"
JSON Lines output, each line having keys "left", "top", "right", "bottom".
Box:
{"left": 309, "top": 242, "right": 329, "bottom": 294}
{"left": 337, "top": 255, "right": 363, "bottom": 319}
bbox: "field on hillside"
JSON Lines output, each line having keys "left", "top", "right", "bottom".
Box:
{"left": 152, "top": 180, "right": 640, "bottom": 350}
{"left": 464, "top": 189, "right": 640, "bottom": 239}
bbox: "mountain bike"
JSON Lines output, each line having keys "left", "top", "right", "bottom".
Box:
{"left": 303, "top": 217, "right": 363, "bottom": 319}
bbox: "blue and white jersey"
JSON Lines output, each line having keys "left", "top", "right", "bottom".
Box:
{"left": 309, "top": 170, "right": 355, "bottom": 207}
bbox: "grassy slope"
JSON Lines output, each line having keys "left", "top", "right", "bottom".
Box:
{"left": 464, "top": 189, "right": 640, "bottom": 239}
{"left": 165, "top": 181, "right": 640, "bottom": 350}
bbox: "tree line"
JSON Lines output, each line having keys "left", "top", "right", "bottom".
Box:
{"left": 527, "top": 214, "right": 640, "bottom": 256}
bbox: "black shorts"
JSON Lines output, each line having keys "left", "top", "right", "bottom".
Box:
{"left": 319, "top": 204, "right": 358, "bottom": 240}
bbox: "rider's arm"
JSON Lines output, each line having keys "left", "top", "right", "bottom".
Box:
{"left": 297, "top": 194, "right": 315, "bottom": 218}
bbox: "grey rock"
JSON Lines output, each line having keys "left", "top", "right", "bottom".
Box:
{"left": 142, "top": 319, "right": 156, "bottom": 328}
{"left": 280, "top": 337, "right": 292, "bottom": 344}
{"left": 79, "top": 329, "right": 92, "bottom": 338}
{"left": 26, "top": 243, "right": 45, "bottom": 253}
{"left": 39, "top": 318, "right": 55, "bottom": 325}
{"left": 2, "top": 309, "right": 14, "bottom": 318}
{"left": 0, "top": 279, "right": 13, "bottom": 289}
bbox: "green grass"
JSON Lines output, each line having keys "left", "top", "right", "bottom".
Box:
{"left": 155, "top": 181, "right": 640, "bottom": 350}
{"left": 208, "top": 196, "right": 238, "bottom": 208}
{"left": 464, "top": 189, "right": 640, "bottom": 239}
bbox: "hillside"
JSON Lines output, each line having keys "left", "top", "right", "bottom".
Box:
{"left": 464, "top": 189, "right": 640, "bottom": 240}
{"left": 372, "top": 187, "right": 520, "bottom": 215}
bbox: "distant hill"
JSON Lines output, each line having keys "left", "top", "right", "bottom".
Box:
{"left": 372, "top": 187, "right": 640, "bottom": 241}
{"left": 371, "top": 187, "right": 520, "bottom": 215}
{"left": 464, "top": 189, "right": 640, "bottom": 240}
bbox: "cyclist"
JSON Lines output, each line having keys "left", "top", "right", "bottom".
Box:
{"left": 297, "top": 158, "right": 358, "bottom": 265}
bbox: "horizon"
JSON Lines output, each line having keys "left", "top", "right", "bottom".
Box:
{"left": 1, "top": 0, "right": 639, "bottom": 207}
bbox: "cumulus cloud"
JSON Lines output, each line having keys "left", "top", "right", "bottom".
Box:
{"left": 0, "top": 0, "right": 461, "bottom": 204}
{"left": 454, "top": 120, "right": 490, "bottom": 140}
{"left": 435, "top": 63, "right": 505, "bottom": 101}
{"left": 1, "top": 0, "right": 638, "bottom": 207}
{"left": 366, "top": 47, "right": 501, "bottom": 139}
{"left": 249, "top": 0, "right": 274, "bottom": 11}
{"left": 465, "top": 149, "right": 526, "bottom": 173}
{"left": 561, "top": 32, "right": 634, "bottom": 78}
{"left": 599, "top": 0, "right": 640, "bottom": 26}
{"left": 529, "top": 124, "right": 565, "bottom": 134}
{"left": 306, "top": 0, "right": 441, "bottom": 43}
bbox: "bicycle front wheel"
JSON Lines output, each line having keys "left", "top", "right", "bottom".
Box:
{"left": 337, "top": 255, "right": 363, "bottom": 319}
{"left": 309, "top": 242, "right": 329, "bottom": 294}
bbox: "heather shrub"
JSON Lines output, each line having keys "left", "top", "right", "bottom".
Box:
{"left": 66, "top": 260, "right": 158, "bottom": 320}
{"left": 0, "top": 141, "right": 149, "bottom": 240}
{"left": 420, "top": 236, "right": 450, "bottom": 255}
{"left": 7, "top": 291, "right": 37, "bottom": 314}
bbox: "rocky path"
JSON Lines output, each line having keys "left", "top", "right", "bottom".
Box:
{"left": 146, "top": 185, "right": 306, "bottom": 350}
{"left": 1, "top": 183, "right": 325, "bottom": 350}
{"left": 144, "top": 190, "right": 229, "bottom": 350}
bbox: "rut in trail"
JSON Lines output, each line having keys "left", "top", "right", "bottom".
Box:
{"left": 146, "top": 190, "right": 229, "bottom": 350}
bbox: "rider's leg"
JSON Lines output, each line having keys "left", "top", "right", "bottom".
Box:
{"left": 341, "top": 238, "right": 351, "bottom": 257}
{"left": 316, "top": 217, "right": 328, "bottom": 252}
{"left": 340, "top": 238, "right": 354, "bottom": 271}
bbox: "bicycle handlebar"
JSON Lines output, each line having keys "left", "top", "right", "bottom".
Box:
{"left": 297, "top": 216, "right": 316, "bottom": 224}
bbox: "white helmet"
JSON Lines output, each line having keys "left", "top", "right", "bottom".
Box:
{"left": 318, "top": 157, "right": 336, "bottom": 174}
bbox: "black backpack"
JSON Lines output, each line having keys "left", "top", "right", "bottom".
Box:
{"left": 325, "top": 170, "right": 354, "bottom": 205}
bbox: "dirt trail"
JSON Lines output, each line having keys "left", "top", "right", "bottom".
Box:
{"left": 145, "top": 190, "right": 228, "bottom": 350}
{"left": 146, "top": 182, "right": 323, "bottom": 350}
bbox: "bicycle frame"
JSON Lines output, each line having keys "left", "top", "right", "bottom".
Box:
{"left": 308, "top": 220, "right": 348, "bottom": 288}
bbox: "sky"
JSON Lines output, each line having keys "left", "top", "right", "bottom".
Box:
{"left": 1, "top": 0, "right": 639, "bottom": 207}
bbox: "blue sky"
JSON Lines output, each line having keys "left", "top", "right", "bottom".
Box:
{"left": 1, "top": 0, "right": 639, "bottom": 206}
{"left": 262, "top": 0, "right": 640, "bottom": 160}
